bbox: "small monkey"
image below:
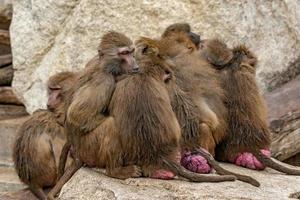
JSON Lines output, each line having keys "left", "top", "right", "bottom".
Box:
{"left": 13, "top": 71, "right": 77, "bottom": 199}
{"left": 199, "top": 39, "right": 300, "bottom": 175}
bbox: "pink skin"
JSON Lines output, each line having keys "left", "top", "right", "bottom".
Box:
{"left": 234, "top": 149, "right": 271, "bottom": 170}
{"left": 150, "top": 169, "right": 175, "bottom": 180}
{"left": 180, "top": 151, "right": 212, "bottom": 174}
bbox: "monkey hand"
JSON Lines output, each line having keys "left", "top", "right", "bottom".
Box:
{"left": 180, "top": 151, "right": 212, "bottom": 174}
{"left": 150, "top": 169, "right": 175, "bottom": 180}
{"left": 234, "top": 149, "right": 271, "bottom": 170}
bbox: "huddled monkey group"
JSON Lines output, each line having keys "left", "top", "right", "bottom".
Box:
{"left": 13, "top": 23, "right": 300, "bottom": 199}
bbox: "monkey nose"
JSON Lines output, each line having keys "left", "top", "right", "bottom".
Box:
{"left": 132, "top": 64, "right": 139, "bottom": 72}
{"left": 188, "top": 32, "right": 200, "bottom": 47}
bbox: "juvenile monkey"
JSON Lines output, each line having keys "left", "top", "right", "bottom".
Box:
{"left": 199, "top": 39, "right": 300, "bottom": 175}
{"left": 13, "top": 71, "right": 77, "bottom": 199}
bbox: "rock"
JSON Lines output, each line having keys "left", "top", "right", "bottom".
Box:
{"left": 0, "top": 0, "right": 12, "bottom": 29}
{"left": 0, "top": 117, "right": 28, "bottom": 164}
{"left": 0, "top": 87, "right": 22, "bottom": 105}
{"left": 58, "top": 166, "right": 300, "bottom": 200}
{"left": 0, "top": 66, "right": 13, "bottom": 86}
{"left": 0, "top": 166, "right": 25, "bottom": 193}
{"left": 0, "top": 29, "right": 9, "bottom": 45}
{"left": 10, "top": 0, "right": 300, "bottom": 113}
{"left": 264, "top": 75, "right": 300, "bottom": 161}
{"left": 0, "top": 54, "right": 11, "bottom": 68}
{"left": 0, "top": 105, "right": 28, "bottom": 120}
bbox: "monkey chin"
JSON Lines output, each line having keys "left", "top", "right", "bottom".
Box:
{"left": 233, "top": 149, "right": 271, "bottom": 170}
{"left": 180, "top": 151, "right": 212, "bottom": 174}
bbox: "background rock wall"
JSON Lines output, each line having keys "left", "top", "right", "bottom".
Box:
{"left": 10, "top": 0, "right": 300, "bottom": 113}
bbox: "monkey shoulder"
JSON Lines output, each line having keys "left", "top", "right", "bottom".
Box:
{"left": 18, "top": 109, "right": 64, "bottom": 138}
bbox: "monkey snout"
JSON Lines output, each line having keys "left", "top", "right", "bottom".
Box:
{"left": 188, "top": 32, "right": 201, "bottom": 47}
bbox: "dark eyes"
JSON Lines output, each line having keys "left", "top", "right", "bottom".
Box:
{"left": 119, "top": 48, "right": 135, "bottom": 55}
{"left": 120, "top": 50, "right": 130, "bottom": 55}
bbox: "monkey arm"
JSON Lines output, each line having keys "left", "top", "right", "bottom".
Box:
{"left": 67, "top": 75, "right": 115, "bottom": 135}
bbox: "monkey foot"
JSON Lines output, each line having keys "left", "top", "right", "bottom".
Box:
{"left": 180, "top": 152, "right": 212, "bottom": 174}
{"left": 234, "top": 149, "right": 271, "bottom": 170}
{"left": 150, "top": 169, "right": 175, "bottom": 180}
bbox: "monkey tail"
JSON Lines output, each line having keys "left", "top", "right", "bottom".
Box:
{"left": 254, "top": 151, "right": 300, "bottom": 175}
{"left": 161, "top": 156, "right": 236, "bottom": 182}
{"left": 194, "top": 148, "right": 260, "bottom": 187}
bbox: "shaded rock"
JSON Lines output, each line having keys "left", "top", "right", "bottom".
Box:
{"left": 10, "top": 0, "right": 300, "bottom": 113}
{"left": 0, "top": 117, "right": 28, "bottom": 164}
{"left": 58, "top": 166, "right": 300, "bottom": 200}
{"left": 0, "top": 66, "right": 13, "bottom": 86}
{"left": 0, "top": 105, "right": 27, "bottom": 120}
{"left": 0, "top": 87, "right": 22, "bottom": 105}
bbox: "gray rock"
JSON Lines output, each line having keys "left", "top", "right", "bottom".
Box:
{"left": 58, "top": 166, "right": 300, "bottom": 200}
{"left": 10, "top": 0, "right": 300, "bottom": 113}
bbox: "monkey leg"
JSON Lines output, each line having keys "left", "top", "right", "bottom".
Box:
{"left": 181, "top": 123, "right": 215, "bottom": 174}
{"left": 195, "top": 148, "right": 260, "bottom": 187}
{"left": 47, "top": 159, "right": 83, "bottom": 199}
{"left": 106, "top": 165, "right": 142, "bottom": 180}
{"left": 29, "top": 184, "right": 47, "bottom": 200}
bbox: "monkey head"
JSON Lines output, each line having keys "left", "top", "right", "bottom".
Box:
{"left": 162, "top": 23, "right": 201, "bottom": 48}
{"left": 199, "top": 39, "right": 234, "bottom": 69}
{"left": 135, "top": 37, "right": 174, "bottom": 83}
{"left": 47, "top": 71, "right": 77, "bottom": 114}
{"left": 98, "top": 31, "right": 139, "bottom": 76}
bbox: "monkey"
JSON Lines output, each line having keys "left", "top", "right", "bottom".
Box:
{"left": 198, "top": 38, "right": 300, "bottom": 175}
{"left": 159, "top": 23, "right": 260, "bottom": 186}
{"left": 13, "top": 71, "right": 77, "bottom": 200}
{"left": 105, "top": 36, "right": 236, "bottom": 182}
{"left": 47, "top": 32, "right": 142, "bottom": 199}
{"left": 160, "top": 25, "right": 228, "bottom": 172}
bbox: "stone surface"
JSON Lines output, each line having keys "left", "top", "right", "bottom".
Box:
{"left": 58, "top": 166, "right": 300, "bottom": 200}
{"left": 10, "top": 0, "right": 300, "bottom": 113}
{"left": 0, "top": 166, "right": 25, "bottom": 193}
{"left": 0, "top": 66, "right": 13, "bottom": 86}
{"left": 0, "top": 117, "right": 28, "bottom": 164}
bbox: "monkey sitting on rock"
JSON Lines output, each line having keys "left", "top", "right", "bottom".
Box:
{"left": 199, "top": 38, "right": 300, "bottom": 175}
{"left": 13, "top": 71, "right": 77, "bottom": 199}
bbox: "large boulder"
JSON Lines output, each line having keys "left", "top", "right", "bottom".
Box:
{"left": 10, "top": 0, "right": 300, "bottom": 113}
{"left": 58, "top": 166, "right": 300, "bottom": 200}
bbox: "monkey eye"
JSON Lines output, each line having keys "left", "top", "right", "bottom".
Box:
{"left": 120, "top": 50, "right": 130, "bottom": 55}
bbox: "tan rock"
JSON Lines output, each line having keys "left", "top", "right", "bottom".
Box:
{"left": 58, "top": 166, "right": 300, "bottom": 200}
{"left": 10, "top": 0, "right": 300, "bottom": 113}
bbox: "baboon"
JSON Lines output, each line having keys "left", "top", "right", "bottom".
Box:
{"left": 160, "top": 26, "right": 228, "bottom": 171}
{"left": 13, "top": 71, "right": 77, "bottom": 200}
{"left": 160, "top": 24, "right": 260, "bottom": 186}
{"left": 199, "top": 39, "right": 300, "bottom": 175}
{"left": 47, "top": 32, "right": 141, "bottom": 199}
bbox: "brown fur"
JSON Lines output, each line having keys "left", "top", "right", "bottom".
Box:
{"left": 160, "top": 30, "right": 228, "bottom": 155}
{"left": 106, "top": 37, "right": 235, "bottom": 182}
{"left": 13, "top": 71, "right": 77, "bottom": 199}
{"left": 200, "top": 40, "right": 300, "bottom": 175}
